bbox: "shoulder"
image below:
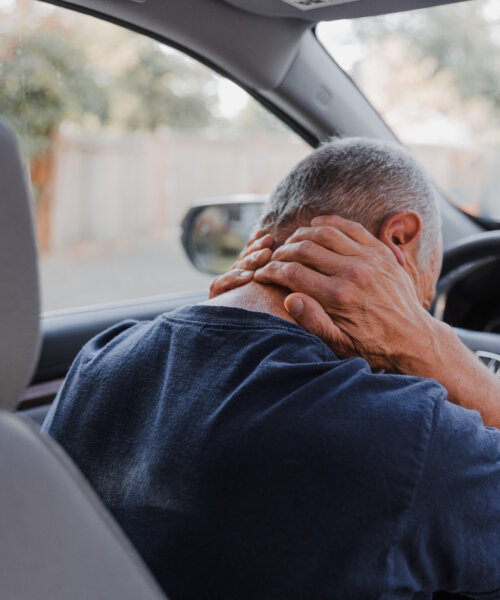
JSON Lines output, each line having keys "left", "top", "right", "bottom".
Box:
{"left": 304, "top": 357, "right": 447, "bottom": 431}
{"left": 42, "top": 316, "right": 165, "bottom": 433}
{"left": 273, "top": 360, "right": 448, "bottom": 490}
{"left": 77, "top": 318, "right": 154, "bottom": 363}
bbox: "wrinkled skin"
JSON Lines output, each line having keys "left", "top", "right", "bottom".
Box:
{"left": 209, "top": 215, "right": 500, "bottom": 428}
{"left": 209, "top": 229, "right": 274, "bottom": 298}
{"left": 210, "top": 216, "right": 433, "bottom": 372}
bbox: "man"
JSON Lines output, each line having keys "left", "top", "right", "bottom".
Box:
{"left": 43, "top": 138, "right": 500, "bottom": 599}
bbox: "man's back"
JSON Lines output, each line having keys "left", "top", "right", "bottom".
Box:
{"left": 43, "top": 305, "right": 500, "bottom": 599}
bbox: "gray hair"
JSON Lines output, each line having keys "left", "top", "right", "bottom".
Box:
{"left": 259, "top": 137, "right": 441, "bottom": 267}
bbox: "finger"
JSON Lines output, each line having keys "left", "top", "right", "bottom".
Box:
{"left": 309, "top": 216, "right": 406, "bottom": 267}
{"left": 233, "top": 247, "right": 272, "bottom": 271}
{"left": 272, "top": 240, "right": 345, "bottom": 276}
{"left": 312, "top": 215, "right": 408, "bottom": 268}
{"left": 310, "top": 215, "right": 378, "bottom": 246}
{"left": 254, "top": 261, "right": 338, "bottom": 308}
{"left": 283, "top": 226, "right": 360, "bottom": 257}
{"left": 209, "top": 269, "right": 254, "bottom": 298}
{"left": 237, "top": 231, "right": 259, "bottom": 259}
{"left": 237, "top": 233, "right": 273, "bottom": 260}
{"left": 284, "top": 293, "right": 352, "bottom": 356}
{"left": 243, "top": 228, "right": 265, "bottom": 250}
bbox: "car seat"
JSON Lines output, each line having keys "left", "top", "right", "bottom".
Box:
{"left": 0, "top": 119, "right": 167, "bottom": 600}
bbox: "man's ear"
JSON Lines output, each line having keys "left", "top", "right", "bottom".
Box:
{"left": 378, "top": 211, "right": 422, "bottom": 265}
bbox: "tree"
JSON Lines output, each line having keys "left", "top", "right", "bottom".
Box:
{"left": 0, "top": 29, "right": 110, "bottom": 250}
{"left": 117, "top": 42, "right": 219, "bottom": 131}
{"left": 0, "top": 30, "right": 109, "bottom": 159}
{"left": 352, "top": 2, "right": 500, "bottom": 116}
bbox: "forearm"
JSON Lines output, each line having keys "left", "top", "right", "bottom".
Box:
{"left": 242, "top": 217, "right": 500, "bottom": 427}
{"left": 398, "top": 317, "right": 500, "bottom": 429}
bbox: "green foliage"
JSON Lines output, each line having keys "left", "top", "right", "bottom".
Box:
{"left": 353, "top": 2, "right": 500, "bottom": 111}
{"left": 117, "top": 43, "right": 219, "bottom": 131}
{"left": 0, "top": 18, "right": 293, "bottom": 161}
{"left": 0, "top": 30, "right": 109, "bottom": 158}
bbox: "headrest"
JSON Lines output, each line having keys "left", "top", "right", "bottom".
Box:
{"left": 0, "top": 120, "right": 40, "bottom": 411}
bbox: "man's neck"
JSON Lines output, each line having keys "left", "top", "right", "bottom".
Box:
{"left": 202, "top": 281, "right": 297, "bottom": 325}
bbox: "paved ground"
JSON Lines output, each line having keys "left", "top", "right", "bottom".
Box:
{"left": 39, "top": 234, "right": 214, "bottom": 313}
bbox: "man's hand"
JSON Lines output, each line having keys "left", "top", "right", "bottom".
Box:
{"left": 253, "top": 215, "right": 500, "bottom": 428}
{"left": 208, "top": 215, "right": 500, "bottom": 426}
{"left": 209, "top": 230, "right": 274, "bottom": 299}
{"left": 254, "top": 215, "right": 428, "bottom": 372}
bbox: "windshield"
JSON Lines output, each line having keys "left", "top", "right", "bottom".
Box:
{"left": 317, "top": 0, "right": 500, "bottom": 223}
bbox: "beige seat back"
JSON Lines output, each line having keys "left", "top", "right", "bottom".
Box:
{"left": 0, "top": 120, "right": 166, "bottom": 600}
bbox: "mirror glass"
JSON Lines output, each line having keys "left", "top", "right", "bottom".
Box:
{"left": 187, "top": 202, "right": 265, "bottom": 274}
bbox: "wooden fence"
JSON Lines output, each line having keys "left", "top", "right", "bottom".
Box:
{"left": 40, "top": 129, "right": 500, "bottom": 253}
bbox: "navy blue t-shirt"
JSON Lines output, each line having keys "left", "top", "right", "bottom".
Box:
{"left": 43, "top": 305, "right": 500, "bottom": 599}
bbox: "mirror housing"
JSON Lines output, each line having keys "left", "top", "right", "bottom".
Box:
{"left": 181, "top": 195, "right": 267, "bottom": 275}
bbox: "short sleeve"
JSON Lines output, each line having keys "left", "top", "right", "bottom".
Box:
{"left": 42, "top": 319, "right": 140, "bottom": 436}
{"left": 396, "top": 398, "right": 500, "bottom": 598}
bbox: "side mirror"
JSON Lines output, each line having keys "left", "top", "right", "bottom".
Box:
{"left": 181, "top": 195, "right": 267, "bottom": 275}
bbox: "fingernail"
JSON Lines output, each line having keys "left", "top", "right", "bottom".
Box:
{"left": 288, "top": 297, "right": 304, "bottom": 316}
{"left": 239, "top": 270, "right": 252, "bottom": 277}
{"left": 311, "top": 217, "right": 323, "bottom": 225}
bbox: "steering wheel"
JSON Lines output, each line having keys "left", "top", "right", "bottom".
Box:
{"left": 440, "top": 230, "right": 500, "bottom": 280}
{"left": 433, "top": 230, "right": 500, "bottom": 369}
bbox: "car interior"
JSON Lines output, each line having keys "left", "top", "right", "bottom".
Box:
{"left": 2, "top": 0, "right": 500, "bottom": 597}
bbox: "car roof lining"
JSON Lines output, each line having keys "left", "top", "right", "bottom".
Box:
{"left": 223, "top": 0, "right": 471, "bottom": 21}
{"left": 56, "top": 0, "right": 310, "bottom": 91}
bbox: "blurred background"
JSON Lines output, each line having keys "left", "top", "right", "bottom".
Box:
{"left": 1, "top": 0, "right": 499, "bottom": 311}
{"left": 318, "top": 0, "right": 500, "bottom": 219}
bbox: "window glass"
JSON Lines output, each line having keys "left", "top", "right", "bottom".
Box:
{"left": 317, "top": 0, "right": 500, "bottom": 222}
{"left": 0, "top": 0, "right": 309, "bottom": 312}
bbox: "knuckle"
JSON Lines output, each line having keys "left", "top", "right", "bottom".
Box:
{"left": 351, "top": 265, "right": 370, "bottom": 288}
{"left": 343, "top": 263, "right": 356, "bottom": 281}
{"left": 350, "top": 221, "right": 365, "bottom": 234}
{"left": 315, "top": 227, "right": 333, "bottom": 244}
{"left": 292, "top": 226, "right": 308, "bottom": 239}
{"left": 248, "top": 249, "right": 267, "bottom": 269}
{"left": 332, "top": 284, "right": 352, "bottom": 307}
{"left": 283, "top": 261, "right": 302, "bottom": 281}
{"left": 246, "top": 255, "right": 258, "bottom": 269}
{"left": 296, "top": 239, "right": 315, "bottom": 258}
{"left": 343, "top": 263, "right": 363, "bottom": 284}
{"left": 270, "top": 247, "right": 284, "bottom": 261}
{"left": 260, "top": 260, "right": 278, "bottom": 275}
